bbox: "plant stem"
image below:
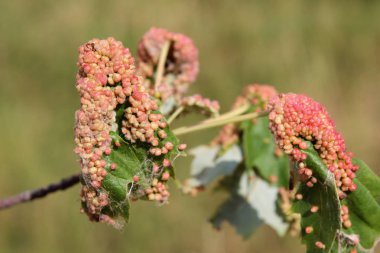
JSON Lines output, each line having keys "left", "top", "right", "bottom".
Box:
{"left": 173, "top": 111, "right": 268, "bottom": 136}
{"left": 0, "top": 174, "right": 81, "bottom": 210}
{"left": 154, "top": 40, "right": 171, "bottom": 92}
{"left": 168, "top": 101, "right": 248, "bottom": 125}
{"left": 167, "top": 106, "right": 184, "bottom": 124}
{"left": 202, "top": 103, "right": 250, "bottom": 124}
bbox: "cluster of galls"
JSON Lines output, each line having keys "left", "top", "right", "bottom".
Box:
{"left": 268, "top": 94, "right": 358, "bottom": 197}
{"left": 75, "top": 37, "right": 184, "bottom": 223}
{"left": 213, "top": 84, "right": 278, "bottom": 148}
{"left": 144, "top": 174, "right": 170, "bottom": 203}
{"left": 137, "top": 27, "right": 199, "bottom": 101}
{"left": 120, "top": 81, "right": 166, "bottom": 147}
{"left": 181, "top": 94, "right": 220, "bottom": 117}
{"left": 75, "top": 37, "right": 137, "bottom": 220}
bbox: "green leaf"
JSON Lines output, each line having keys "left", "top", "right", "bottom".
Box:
{"left": 241, "top": 116, "right": 289, "bottom": 187}
{"left": 293, "top": 144, "right": 341, "bottom": 253}
{"left": 352, "top": 158, "right": 380, "bottom": 204}
{"left": 341, "top": 158, "right": 380, "bottom": 250}
{"left": 101, "top": 133, "right": 146, "bottom": 221}
{"left": 294, "top": 181, "right": 341, "bottom": 253}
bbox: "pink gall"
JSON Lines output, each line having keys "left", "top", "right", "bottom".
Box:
{"left": 161, "top": 172, "right": 170, "bottom": 181}
{"left": 315, "top": 241, "right": 325, "bottom": 249}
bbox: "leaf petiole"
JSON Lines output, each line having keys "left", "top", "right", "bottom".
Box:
{"left": 202, "top": 103, "right": 250, "bottom": 124}
{"left": 154, "top": 40, "right": 171, "bottom": 92}
{"left": 172, "top": 111, "right": 269, "bottom": 136}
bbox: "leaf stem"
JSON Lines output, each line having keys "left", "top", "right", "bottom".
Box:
{"left": 0, "top": 174, "right": 80, "bottom": 210}
{"left": 154, "top": 40, "right": 171, "bottom": 92}
{"left": 167, "top": 106, "right": 184, "bottom": 124}
{"left": 173, "top": 111, "right": 268, "bottom": 136}
{"left": 202, "top": 103, "right": 250, "bottom": 124}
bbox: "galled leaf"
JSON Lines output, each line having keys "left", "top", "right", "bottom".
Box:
{"left": 293, "top": 144, "right": 342, "bottom": 253}
{"left": 340, "top": 158, "right": 380, "bottom": 251}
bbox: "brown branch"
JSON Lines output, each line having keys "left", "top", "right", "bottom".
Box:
{"left": 0, "top": 173, "right": 81, "bottom": 210}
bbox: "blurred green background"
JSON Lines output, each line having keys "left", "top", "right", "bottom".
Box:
{"left": 0, "top": 0, "right": 379, "bottom": 252}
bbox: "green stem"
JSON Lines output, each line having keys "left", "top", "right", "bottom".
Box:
{"left": 173, "top": 111, "right": 269, "bottom": 136}
{"left": 154, "top": 41, "right": 171, "bottom": 92}
{"left": 202, "top": 103, "right": 249, "bottom": 124}
{"left": 167, "top": 106, "right": 184, "bottom": 124}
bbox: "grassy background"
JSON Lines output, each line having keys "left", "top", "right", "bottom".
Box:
{"left": 0, "top": 0, "right": 379, "bottom": 252}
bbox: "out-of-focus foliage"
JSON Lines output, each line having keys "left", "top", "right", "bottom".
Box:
{"left": 0, "top": 1, "right": 380, "bottom": 253}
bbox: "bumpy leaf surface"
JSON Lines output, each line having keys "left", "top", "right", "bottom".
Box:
{"left": 293, "top": 144, "right": 342, "bottom": 253}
